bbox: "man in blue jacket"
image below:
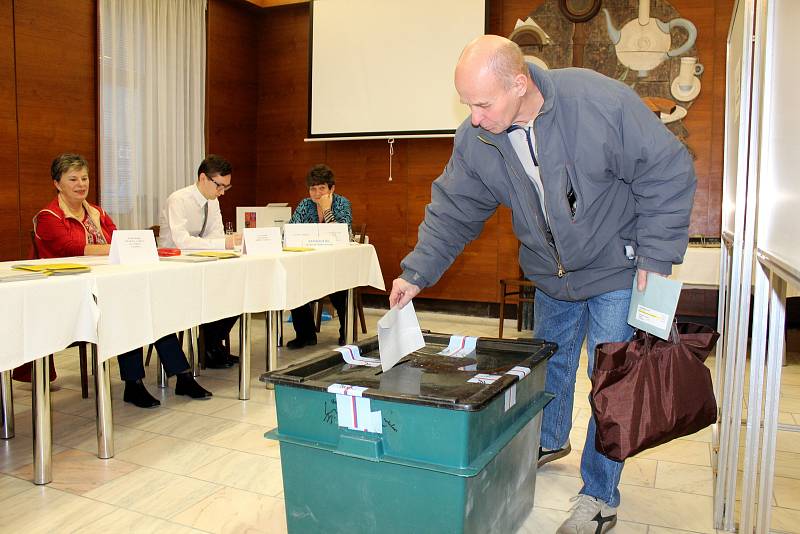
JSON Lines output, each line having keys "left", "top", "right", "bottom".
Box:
{"left": 389, "top": 35, "right": 696, "bottom": 533}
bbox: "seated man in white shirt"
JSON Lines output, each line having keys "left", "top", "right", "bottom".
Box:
{"left": 160, "top": 154, "right": 242, "bottom": 369}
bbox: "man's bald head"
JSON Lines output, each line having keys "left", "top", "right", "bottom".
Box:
{"left": 456, "top": 35, "right": 526, "bottom": 89}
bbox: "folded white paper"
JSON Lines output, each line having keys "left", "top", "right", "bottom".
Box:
{"left": 242, "top": 227, "right": 282, "bottom": 256}
{"left": 438, "top": 335, "right": 478, "bottom": 357}
{"left": 377, "top": 301, "right": 425, "bottom": 372}
{"left": 336, "top": 345, "right": 380, "bottom": 367}
{"left": 109, "top": 230, "right": 159, "bottom": 265}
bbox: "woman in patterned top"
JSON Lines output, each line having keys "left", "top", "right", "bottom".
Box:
{"left": 286, "top": 164, "right": 352, "bottom": 349}
{"left": 21, "top": 153, "right": 213, "bottom": 408}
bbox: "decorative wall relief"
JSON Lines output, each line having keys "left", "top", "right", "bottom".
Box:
{"left": 511, "top": 0, "right": 702, "bottom": 152}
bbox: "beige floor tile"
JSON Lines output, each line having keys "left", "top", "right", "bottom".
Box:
{"left": 636, "top": 439, "right": 711, "bottom": 466}
{"left": 84, "top": 466, "right": 220, "bottom": 520}
{"left": 771, "top": 505, "right": 800, "bottom": 533}
{"left": 189, "top": 450, "right": 283, "bottom": 496}
{"left": 72, "top": 507, "right": 203, "bottom": 533}
{"left": 774, "top": 476, "right": 800, "bottom": 510}
{"left": 532, "top": 472, "right": 583, "bottom": 511}
{"left": 207, "top": 400, "right": 278, "bottom": 427}
{"left": 621, "top": 457, "right": 658, "bottom": 488}
{"left": 202, "top": 421, "right": 281, "bottom": 458}
{"left": 569, "top": 426, "right": 588, "bottom": 452}
{"left": 115, "top": 406, "right": 240, "bottom": 442}
{"left": 115, "top": 434, "right": 230, "bottom": 475}
{"left": 160, "top": 393, "right": 244, "bottom": 416}
{"left": 519, "top": 506, "right": 570, "bottom": 533}
{"left": 0, "top": 485, "right": 116, "bottom": 533}
{"left": 0, "top": 435, "right": 67, "bottom": 474}
{"left": 538, "top": 448, "right": 581, "bottom": 479}
{"left": 648, "top": 527, "right": 706, "bottom": 534}
{"left": 777, "top": 429, "right": 800, "bottom": 453}
{"left": 655, "top": 461, "right": 714, "bottom": 496}
{"left": 680, "top": 426, "right": 713, "bottom": 443}
{"left": 618, "top": 485, "right": 715, "bottom": 533}
{"left": 50, "top": 387, "right": 99, "bottom": 419}
{"left": 0, "top": 473, "right": 35, "bottom": 502}
{"left": 9, "top": 448, "right": 139, "bottom": 494}
{"left": 171, "top": 486, "right": 287, "bottom": 533}
{"left": 59, "top": 423, "right": 160, "bottom": 455}
{"left": 11, "top": 409, "right": 94, "bottom": 441}
{"left": 775, "top": 450, "right": 800, "bottom": 480}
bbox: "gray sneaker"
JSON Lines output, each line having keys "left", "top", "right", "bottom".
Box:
{"left": 537, "top": 441, "right": 572, "bottom": 467}
{"left": 556, "top": 494, "right": 617, "bottom": 534}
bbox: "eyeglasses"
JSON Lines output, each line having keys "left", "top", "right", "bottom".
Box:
{"left": 208, "top": 175, "right": 232, "bottom": 192}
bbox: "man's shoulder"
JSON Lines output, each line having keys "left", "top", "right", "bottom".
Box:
{"left": 549, "top": 67, "right": 631, "bottom": 107}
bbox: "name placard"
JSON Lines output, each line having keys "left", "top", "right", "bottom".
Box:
{"left": 242, "top": 227, "right": 282, "bottom": 256}
{"left": 284, "top": 223, "right": 349, "bottom": 247}
{"left": 109, "top": 230, "right": 159, "bottom": 265}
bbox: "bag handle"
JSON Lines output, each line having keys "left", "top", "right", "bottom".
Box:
{"left": 641, "top": 322, "right": 681, "bottom": 351}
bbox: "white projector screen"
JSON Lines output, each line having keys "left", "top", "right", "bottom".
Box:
{"left": 308, "top": 0, "right": 487, "bottom": 140}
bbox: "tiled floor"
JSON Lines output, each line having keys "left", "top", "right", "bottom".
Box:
{"left": 1, "top": 309, "right": 799, "bottom": 534}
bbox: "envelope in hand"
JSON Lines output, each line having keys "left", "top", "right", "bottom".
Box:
{"left": 377, "top": 301, "right": 425, "bottom": 372}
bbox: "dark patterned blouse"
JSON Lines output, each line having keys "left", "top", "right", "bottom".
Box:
{"left": 289, "top": 194, "right": 352, "bottom": 230}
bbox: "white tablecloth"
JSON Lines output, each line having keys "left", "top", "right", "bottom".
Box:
{"left": 0, "top": 244, "right": 384, "bottom": 369}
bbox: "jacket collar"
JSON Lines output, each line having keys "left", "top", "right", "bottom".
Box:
{"left": 57, "top": 193, "right": 103, "bottom": 231}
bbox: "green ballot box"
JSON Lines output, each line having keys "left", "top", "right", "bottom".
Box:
{"left": 262, "top": 333, "right": 556, "bottom": 534}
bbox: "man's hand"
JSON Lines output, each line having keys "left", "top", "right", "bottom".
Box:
{"left": 318, "top": 193, "right": 333, "bottom": 212}
{"left": 389, "top": 278, "right": 421, "bottom": 309}
{"left": 225, "top": 233, "right": 242, "bottom": 249}
{"left": 636, "top": 268, "right": 667, "bottom": 292}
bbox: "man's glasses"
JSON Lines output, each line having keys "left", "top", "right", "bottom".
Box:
{"left": 208, "top": 175, "right": 233, "bottom": 191}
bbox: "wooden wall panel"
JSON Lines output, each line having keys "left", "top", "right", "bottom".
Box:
{"left": 250, "top": 0, "right": 732, "bottom": 303}
{"left": 0, "top": 0, "right": 20, "bottom": 260}
{"left": 207, "top": 0, "right": 260, "bottom": 226}
{"left": 14, "top": 0, "right": 96, "bottom": 258}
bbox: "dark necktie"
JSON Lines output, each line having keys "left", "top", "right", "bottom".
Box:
{"left": 507, "top": 125, "right": 539, "bottom": 166}
{"left": 199, "top": 202, "right": 208, "bottom": 237}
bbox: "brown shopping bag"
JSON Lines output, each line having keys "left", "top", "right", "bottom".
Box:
{"left": 590, "top": 323, "right": 719, "bottom": 462}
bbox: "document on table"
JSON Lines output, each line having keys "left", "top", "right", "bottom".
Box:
{"left": 377, "top": 301, "right": 425, "bottom": 372}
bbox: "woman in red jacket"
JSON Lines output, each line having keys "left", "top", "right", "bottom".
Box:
{"left": 22, "top": 153, "right": 213, "bottom": 408}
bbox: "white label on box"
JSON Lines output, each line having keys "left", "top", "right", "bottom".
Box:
{"left": 636, "top": 304, "right": 669, "bottom": 330}
{"left": 467, "top": 373, "right": 502, "bottom": 385}
{"left": 335, "top": 394, "right": 382, "bottom": 433}
{"left": 242, "top": 227, "right": 282, "bottom": 256}
{"left": 504, "top": 384, "right": 517, "bottom": 412}
{"left": 438, "top": 335, "right": 478, "bottom": 357}
{"left": 109, "top": 230, "right": 159, "bottom": 265}
{"left": 327, "top": 383, "right": 367, "bottom": 397}
{"left": 336, "top": 345, "right": 380, "bottom": 367}
{"left": 506, "top": 366, "right": 531, "bottom": 380}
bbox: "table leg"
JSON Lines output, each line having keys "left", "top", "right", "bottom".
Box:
{"left": 265, "top": 311, "right": 279, "bottom": 390}
{"left": 94, "top": 345, "right": 114, "bottom": 459}
{"left": 345, "top": 288, "right": 354, "bottom": 345}
{"left": 238, "top": 313, "right": 251, "bottom": 401}
{"left": 32, "top": 355, "right": 52, "bottom": 484}
{"left": 1, "top": 370, "right": 13, "bottom": 439}
{"left": 157, "top": 355, "right": 167, "bottom": 388}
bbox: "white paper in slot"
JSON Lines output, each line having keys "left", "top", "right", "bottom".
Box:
{"left": 336, "top": 345, "right": 380, "bottom": 367}
{"left": 467, "top": 373, "right": 502, "bottom": 385}
{"left": 438, "top": 335, "right": 478, "bottom": 357}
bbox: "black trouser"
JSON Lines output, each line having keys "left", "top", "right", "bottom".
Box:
{"left": 201, "top": 316, "right": 239, "bottom": 352}
{"left": 291, "top": 290, "right": 348, "bottom": 340}
{"left": 118, "top": 333, "right": 188, "bottom": 381}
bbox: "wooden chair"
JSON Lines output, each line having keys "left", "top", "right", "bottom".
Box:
{"left": 314, "top": 223, "right": 368, "bottom": 341}
{"left": 30, "top": 230, "right": 91, "bottom": 398}
{"left": 498, "top": 274, "right": 536, "bottom": 339}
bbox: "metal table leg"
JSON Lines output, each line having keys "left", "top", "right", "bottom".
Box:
{"left": 32, "top": 355, "right": 52, "bottom": 484}
{"left": 1, "top": 370, "right": 13, "bottom": 439}
{"left": 265, "top": 311, "right": 279, "bottom": 390}
{"left": 238, "top": 313, "right": 251, "bottom": 400}
{"left": 94, "top": 345, "right": 114, "bottom": 459}
{"left": 157, "top": 355, "right": 168, "bottom": 388}
{"left": 345, "top": 288, "right": 354, "bottom": 345}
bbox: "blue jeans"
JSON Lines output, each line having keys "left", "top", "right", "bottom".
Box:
{"left": 534, "top": 287, "right": 633, "bottom": 507}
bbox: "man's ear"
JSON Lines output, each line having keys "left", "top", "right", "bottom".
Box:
{"left": 514, "top": 73, "right": 528, "bottom": 97}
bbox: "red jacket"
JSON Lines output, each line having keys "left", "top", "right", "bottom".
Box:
{"left": 33, "top": 195, "right": 116, "bottom": 259}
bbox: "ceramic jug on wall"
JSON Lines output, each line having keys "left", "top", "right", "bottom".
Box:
{"left": 604, "top": 0, "right": 697, "bottom": 77}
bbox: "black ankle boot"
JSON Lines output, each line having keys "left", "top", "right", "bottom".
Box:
{"left": 175, "top": 372, "right": 213, "bottom": 399}
{"left": 123, "top": 380, "right": 160, "bottom": 408}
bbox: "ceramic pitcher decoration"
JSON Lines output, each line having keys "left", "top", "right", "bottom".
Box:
{"left": 604, "top": 0, "right": 697, "bottom": 77}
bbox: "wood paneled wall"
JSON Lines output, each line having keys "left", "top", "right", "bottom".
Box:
{"left": 0, "top": 0, "right": 96, "bottom": 260}
{"left": 244, "top": 0, "right": 734, "bottom": 302}
{"left": 206, "top": 0, "right": 260, "bottom": 226}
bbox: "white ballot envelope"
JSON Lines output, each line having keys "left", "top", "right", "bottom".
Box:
{"left": 242, "top": 227, "right": 282, "bottom": 256}
{"left": 377, "top": 301, "right": 425, "bottom": 372}
{"left": 109, "top": 230, "right": 159, "bottom": 265}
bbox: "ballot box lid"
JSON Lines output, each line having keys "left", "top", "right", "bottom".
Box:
{"left": 263, "top": 333, "right": 556, "bottom": 411}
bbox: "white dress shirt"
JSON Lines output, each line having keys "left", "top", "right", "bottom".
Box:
{"left": 159, "top": 184, "right": 226, "bottom": 249}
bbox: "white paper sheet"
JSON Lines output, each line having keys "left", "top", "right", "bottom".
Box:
{"left": 437, "top": 335, "right": 478, "bottom": 357}
{"left": 336, "top": 345, "right": 380, "bottom": 367}
{"left": 377, "top": 301, "right": 425, "bottom": 372}
{"left": 109, "top": 230, "right": 159, "bottom": 265}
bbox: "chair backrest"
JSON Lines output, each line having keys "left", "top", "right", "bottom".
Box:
{"left": 148, "top": 225, "right": 160, "bottom": 238}
{"left": 30, "top": 230, "right": 40, "bottom": 259}
{"left": 353, "top": 223, "right": 367, "bottom": 244}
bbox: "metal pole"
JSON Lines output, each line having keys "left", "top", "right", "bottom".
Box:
{"left": 755, "top": 275, "right": 787, "bottom": 533}
{"left": 94, "top": 345, "right": 114, "bottom": 459}
{"left": 1, "top": 370, "right": 13, "bottom": 439}
{"left": 739, "top": 260, "right": 770, "bottom": 533}
{"left": 345, "top": 288, "right": 354, "bottom": 345}
{"left": 265, "top": 311, "right": 279, "bottom": 390}
{"left": 32, "top": 355, "right": 52, "bottom": 484}
{"left": 157, "top": 356, "right": 167, "bottom": 388}
{"left": 238, "top": 313, "right": 251, "bottom": 400}
{"left": 185, "top": 329, "right": 195, "bottom": 377}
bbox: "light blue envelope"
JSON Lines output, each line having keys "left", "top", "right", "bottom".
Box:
{"left": 627, "top": 273, "right": 683, "bottom": 340}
